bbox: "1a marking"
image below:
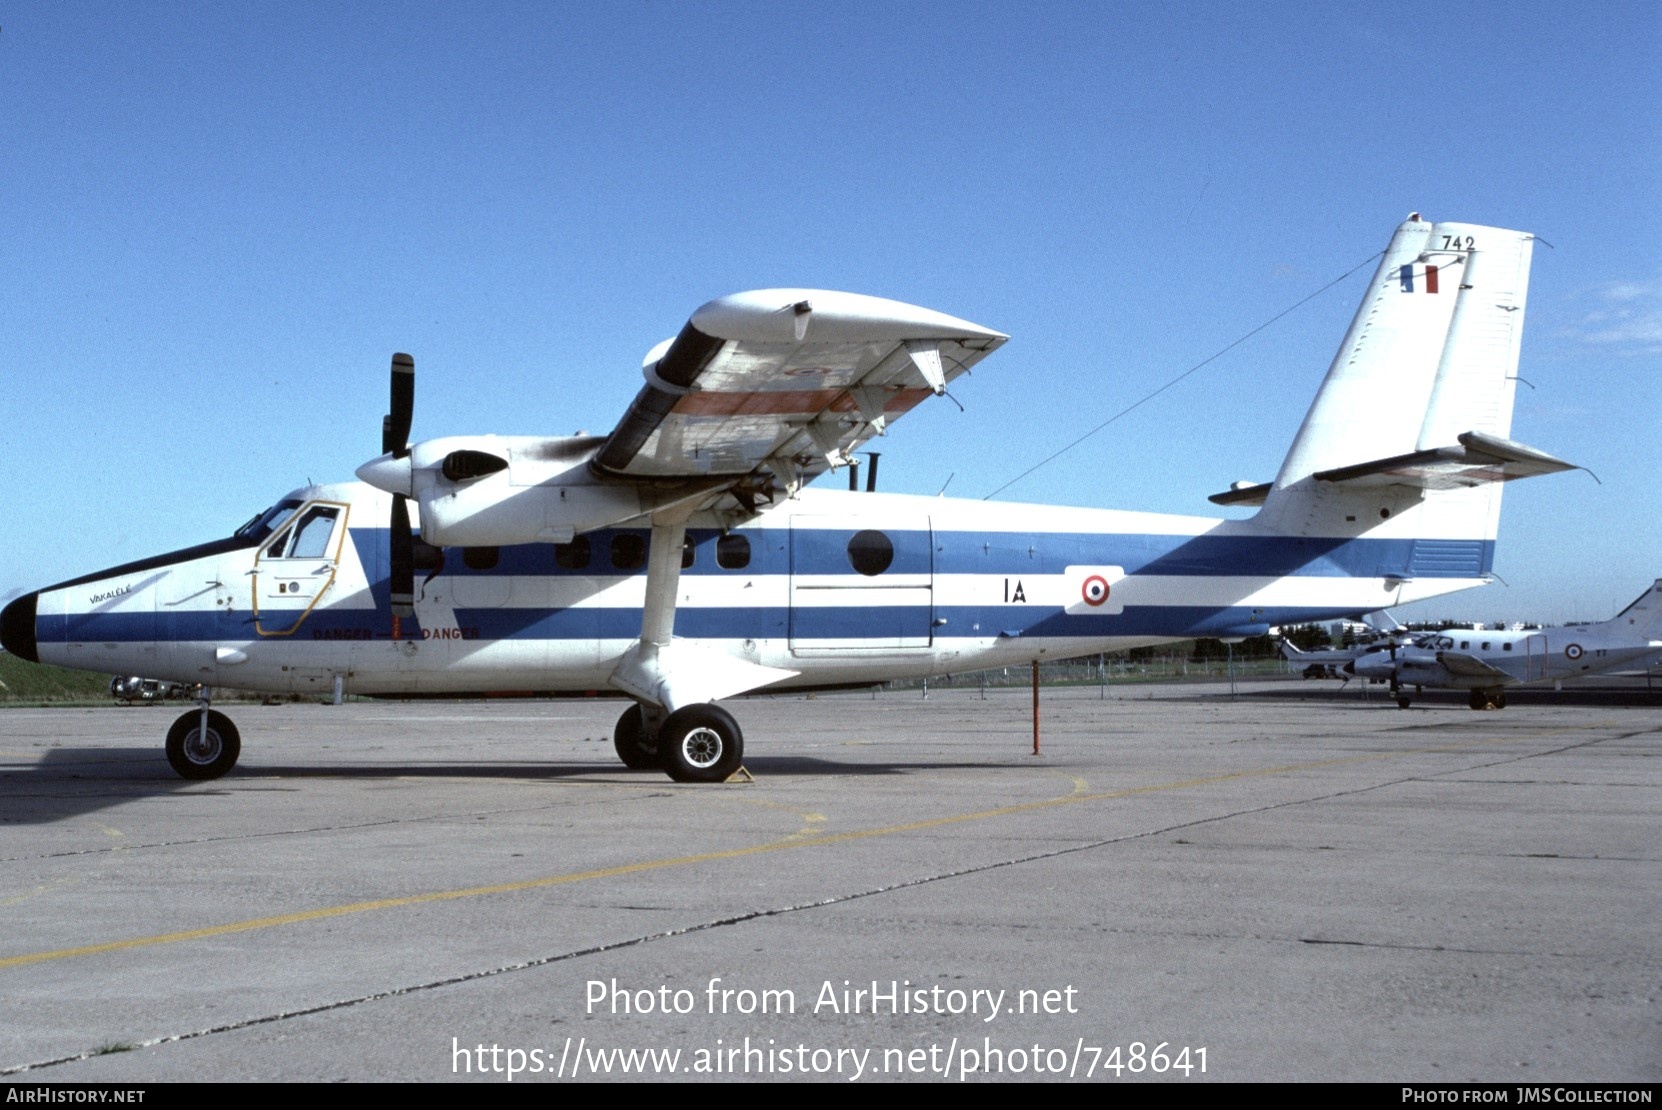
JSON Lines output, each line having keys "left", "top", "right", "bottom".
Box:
{"left": 1004, "top": 578, "right": 1026, "bottom": 603}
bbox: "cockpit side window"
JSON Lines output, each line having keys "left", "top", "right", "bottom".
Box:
{"left": 262, "top": 505, "right": 341, "bottom": 560}
{"left": 286, "top": 507, "right": 340, "bottom": 559}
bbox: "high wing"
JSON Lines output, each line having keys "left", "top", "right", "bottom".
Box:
{"left": 355, "top": 289, "right": 1008, "bottom": 738}
{"left": 356, "top": 289, "right": 1006, "bottom": 550}
{"left": 593, "top": 289, "right": 1007, "bottom": 496}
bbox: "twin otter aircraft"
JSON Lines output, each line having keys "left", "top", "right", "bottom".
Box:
{"left": 1, "top": 216, "right": 1575, "bottom": 783}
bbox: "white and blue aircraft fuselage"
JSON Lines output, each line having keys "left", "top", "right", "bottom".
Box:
{"left": 0, "top": 216, "right": 1575, "bottom": 782}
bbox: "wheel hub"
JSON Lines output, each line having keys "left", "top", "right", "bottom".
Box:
{"left": 185, "top": 728, "right": 222, "bottom": 764}
{"left": 681, "top": 727, "right": 724, "bottom": 768}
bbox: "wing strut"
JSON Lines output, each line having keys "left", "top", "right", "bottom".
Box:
{"left": 608, "top": 508, "right": 797, "bottom": 716}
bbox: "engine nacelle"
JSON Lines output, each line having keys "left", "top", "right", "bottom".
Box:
{"left": 389, "top": 434, "right": 722, "bottom": 548}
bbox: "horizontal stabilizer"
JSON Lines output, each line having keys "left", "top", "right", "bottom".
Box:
{"left": 1223, "top": 432, "right": 1573, "bottom": 505}
{"left": 1208, "top": 481, "right": 1272, "bottom": 507}
{"left": 1312, "top": 431, "right": 1575, "bottom": 491}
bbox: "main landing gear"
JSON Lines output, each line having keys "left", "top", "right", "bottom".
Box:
{"left": 1468, "top": 688, "right": 1507, "bottom": 711}
{"left": 165, "top": 689, "right": 241, "bottom": 780}
{"left": 613, "top": 701, "right": 744, "bottom": 783}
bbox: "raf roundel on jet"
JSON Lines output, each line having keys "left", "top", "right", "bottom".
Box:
{"left": 0, "top": 216, "right": 1577, "bottom": 782}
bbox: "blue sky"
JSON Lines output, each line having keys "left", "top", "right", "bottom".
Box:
{"left": 3, "top": 1, "right": 1658, "bottom": 625}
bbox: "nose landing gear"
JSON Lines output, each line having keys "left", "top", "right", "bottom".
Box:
{"left": 165, "top": 690, "right": 241, "bottom": 780}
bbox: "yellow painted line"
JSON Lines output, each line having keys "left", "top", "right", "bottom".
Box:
{"left": 0, "top": 724, "right": 1604, "bottom": 971}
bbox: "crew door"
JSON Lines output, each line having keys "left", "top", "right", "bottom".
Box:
{"left": 252, "top": 501, "right": 349, "bottom": 635}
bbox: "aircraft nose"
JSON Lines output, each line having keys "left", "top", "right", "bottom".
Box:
{"left": 356, "top": 452, "right": 413, "bottom": 496}
{"left": 1, "top": 591, "right": 38, "bottom": 663}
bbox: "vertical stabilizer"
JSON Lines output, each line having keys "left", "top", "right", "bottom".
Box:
{"left": 1274, "top": 216, "right": 1534, "bottom": 486}
{"left": 1241, "top": 217, "right": 1567, "bottom": 605}
{"left": 1608, "top": 580, "right": 1662, "bottom": 639}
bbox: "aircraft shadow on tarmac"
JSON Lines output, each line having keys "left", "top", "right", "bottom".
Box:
{"left": 0, "top": 748, "right": 983, "bottom": 823}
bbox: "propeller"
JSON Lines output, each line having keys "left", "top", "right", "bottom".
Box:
{"left": 382, "top": 354, "right": 416, "bottom": 619}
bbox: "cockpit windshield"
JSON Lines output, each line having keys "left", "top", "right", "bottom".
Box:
{"left": 234, "top": 500, "right": 304, "bottom": 544}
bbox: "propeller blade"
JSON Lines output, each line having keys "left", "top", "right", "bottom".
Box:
{"left": 390, "top": 494, "right": 415, "bottom": 618}
{"left": 383, "top": 353, "right": 414, "bottom": 456}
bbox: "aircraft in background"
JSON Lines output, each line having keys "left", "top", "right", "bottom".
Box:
{"left": 1, "top": 216, "right": 1576, "bottom": 782}
{"left": 1280, "top": 617, "right": 1406, "bottom": 680}
{"left": 1341, "top": 580, "right": 1662, "bottom": 708}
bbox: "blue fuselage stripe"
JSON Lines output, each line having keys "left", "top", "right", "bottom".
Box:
{"left": 34, "top": 525, "right": 1493, "bottom": 647}
{"left": 353, "top": 528, "right": 1491, "bottom": 581}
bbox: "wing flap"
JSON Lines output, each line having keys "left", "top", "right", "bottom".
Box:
{"left": 595, "top": 289, "right": 1006, "bottom": 484}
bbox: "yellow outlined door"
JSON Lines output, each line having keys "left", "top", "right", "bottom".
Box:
{"left": 252, "top": 501, "right": 349, "bottom": 636}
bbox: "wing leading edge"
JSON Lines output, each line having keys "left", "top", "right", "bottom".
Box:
{"left": 594, "top": 289, "right": 1007, "bottom": 493}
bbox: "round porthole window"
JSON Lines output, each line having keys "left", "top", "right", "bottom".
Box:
{"left": 847, "top": 529, "right": 894, "bottom": 576}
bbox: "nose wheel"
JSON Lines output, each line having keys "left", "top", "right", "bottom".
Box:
{"left": 166, "top": 708, "right": 242, "bottom": 780}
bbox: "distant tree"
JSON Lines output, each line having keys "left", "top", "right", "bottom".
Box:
{"left": 1125, "top": 642, "right": 1188, "bottom": 662}
{"left": 1190, "top": 634, "right": 1275, "bottom": 661}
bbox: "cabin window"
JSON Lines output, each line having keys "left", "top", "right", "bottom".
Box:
{"left": 717, "top": 534, "right": 751, "bottom": 570}
{"left": 611, "top": 534, "right": 646, "bottom": 571}
{"left": 847, "top": 529, "right": 894, "bottom": 577}
{"left": 463, "top": 546, "right": 499, "bottom": 571}
{"left": 1503, "top": 642, "right": 1513, "bottom": 651}
{"left": 1481, "top": 642, "right": 1491, "bottom": 651}
{"left": 554, "top": 536, "right": 590, "bottom": 569}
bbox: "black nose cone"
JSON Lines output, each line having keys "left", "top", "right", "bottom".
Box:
{"left": 1, "top": 592, "right": 39, "bottom": 663}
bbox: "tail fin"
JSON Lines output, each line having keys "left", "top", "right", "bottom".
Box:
{"left": 1217, "top": 215, "right": 1574, "bottom": 606}
{"left": 1604, "top": 580, "right": 1662, "bottom": 639}
{"left": 1278, "top": 215, "right": 1539, "bottom": 482}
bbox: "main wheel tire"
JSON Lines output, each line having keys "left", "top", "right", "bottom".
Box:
{"left": 659, "top": 703, "right": 743, "bottom": 784}
{"left": 1468, "top": 689, "right": 1487, "bottom": 711}
{"left": 612, "top": 703, "right": 662, "bottom": 770}
{"left": 166, "top": 710, "right": 241, "bottom": 780}
{"left": 1493, "top": 690, "right": 1507, "bottom": 709}
{"left": 1396, "top": 695, "right": 1411, "bottom": 709}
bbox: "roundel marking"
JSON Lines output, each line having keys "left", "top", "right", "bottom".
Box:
{"left": 1564, "top": 643, "right": 1584, "bottom": 661}
{"left": 1081, "top": 575, "right": 1110, "bottom": 607}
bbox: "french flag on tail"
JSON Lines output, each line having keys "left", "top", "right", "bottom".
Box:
{"left": 1399, "top": 263, "right": 1440, "bottom": 293}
